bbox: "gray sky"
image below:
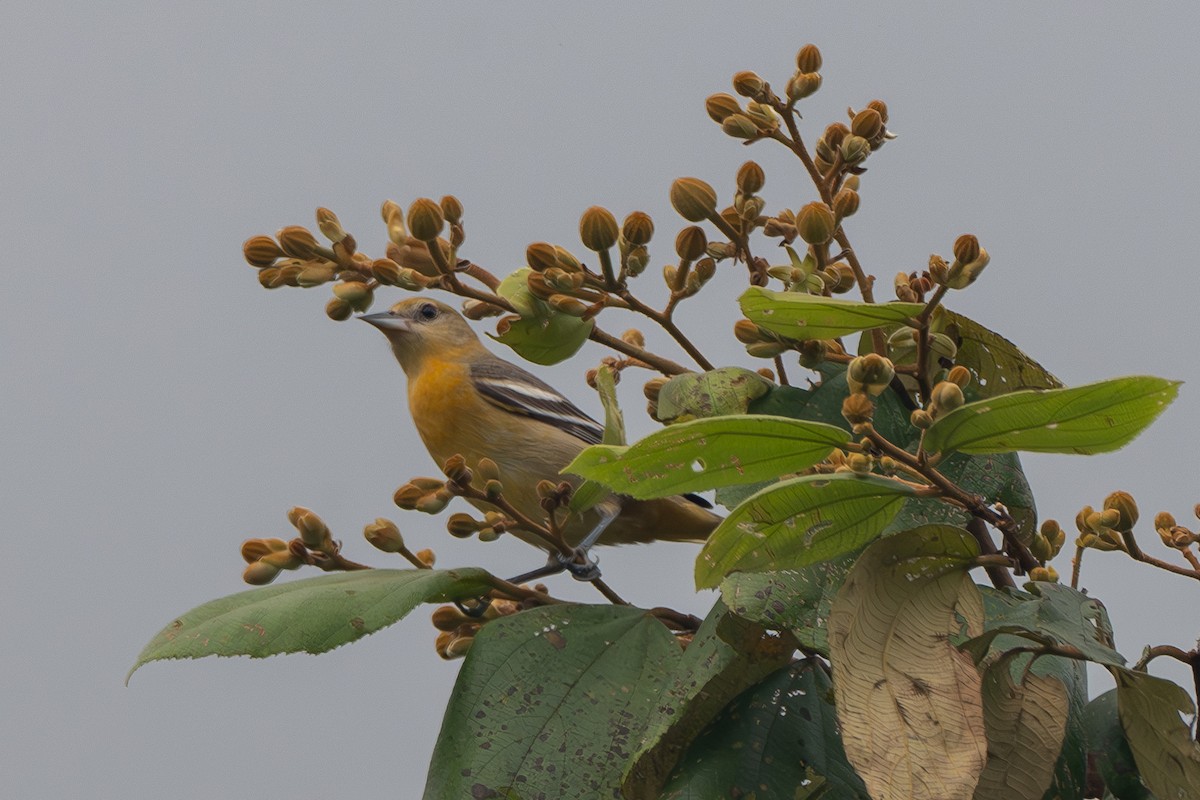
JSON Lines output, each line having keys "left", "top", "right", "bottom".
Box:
{"left": 3, "top": 3, "right": 1199, "bottom": 797}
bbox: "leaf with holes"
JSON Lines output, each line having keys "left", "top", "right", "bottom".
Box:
{"left": 740, "top": 286, "right": 924, "bottom": 341}
{"left": 828, "top": 525, "right": 986, "bottom": 800}
{"left": 945, "top": 311, "right": 1062, "bottom": 398}
{"left": 694, "top": 473, "right": 914, "bottom": 589}
{"left": 655, "top": 366, "right": 773, "bottom": 422}
{"left": 423, "top": 604, "right": 681, "bottom": 799}
{"left": 128, "top": 568, "right": 493, "bottom": 681}
{"left": 923, "top": 375, "right": 1180, "bottom": 455}
{"left": 1111, "top": 666, "right": 1200, "bottom": 799}
{"left": 972, "top": 651, "right": 1069, "bottom": 800}
{"left": 564, "top": 415, "right": 849, "bottom": 499}
{"left": 660, "top": 659, "right": 871, "bottom": 800}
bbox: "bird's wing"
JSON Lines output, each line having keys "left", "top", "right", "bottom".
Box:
{"left": 470, "top": 359, "right": 604, "bottom": 445}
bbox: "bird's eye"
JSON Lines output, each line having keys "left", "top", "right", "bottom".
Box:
{"left": 417, "top": 303, "right": 439, "bottom": 321}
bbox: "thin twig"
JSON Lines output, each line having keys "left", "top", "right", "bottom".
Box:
{"left": 1121, "top": 528, "right": 1200, "bottom": 581}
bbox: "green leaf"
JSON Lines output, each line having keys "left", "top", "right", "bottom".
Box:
{"left": 1112, "top": 666, "right": 1200, "bottom": 799}
{"left": 424, "top": 604, "right": 680, "bottom": 800}
{"left": 972, "top": 652, "right": 1069, "bottom": 800}
{"left": 656, "top": 366, "right": 772, "bottom": 422}
{"left": 128, "top": 568, "right": 492, "bottom": 681}
{"left": 828, "top": 525, "right": 987, "bottom": 800}
{"left": 740, "top": 285, "right": 924, "bottom": 340}
{"left": 719, "top": 553, "right": 857, "bottom": 656}
{"left": 945, "top": 311, "right": 1063, "bottom": 398}
{"left": 923, "top": 376, "right": 1180, "bottom": 455}
{"left": 964, "top": 583, "right": 1124, "bottom": 668}
{"left": 694, "top": 473, "right": 914, "bottom": 589}
{"left": 660, "top": 659, "right": 871, "bottom": 800}
{"left": 569, "top": 365, "right": 624, "bottom": 513}
{"left": 564, "top": 415, "right": 849, "bottom": 499}
{"left": 1084, "top": 690, "right": 1153, "bottom": 800}
{"left": 620, "top": 600, "right": 793, "bottom": 798}
{"left": 490, "top": 267, "right": 594, "bottom": 365}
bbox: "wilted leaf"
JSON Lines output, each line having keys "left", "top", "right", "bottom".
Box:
{"left": 740, "top": 286, "right": 924, "bottom": 340}
{"left": 972, "top": 652, "right": 1069, "bottom": 800}
{"left": 828, "top": 526, "right": 986, "bottom": 800}
{"left": 1112, "top": 667, "right": 1200, "bottom": 800}
{"left": 128, "top": 569, "right": 492, "bottom": 681}
{"left": 923, "top": 376, "right": 1180, "bottom": 455}
{"left": 565, "top": 415, "right": 849, "bottom": 498}
{"left": 945, "top": 311, "right": 1062, "bottom": 398}
{"left": 660, "top": 659, "right": 871, "bottom": 800}
{"left": 424, "top": 605, "right": 680, "bottom": 800}
{"left": 695, "top": 473, "right": 914, "bottom": 589}
{"left": 656, "top": 366, "right": 773, "bottom": 422}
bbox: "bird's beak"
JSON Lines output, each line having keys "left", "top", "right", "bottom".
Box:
{"left": 358, "top": 312, "right": 412, "bottom": 333}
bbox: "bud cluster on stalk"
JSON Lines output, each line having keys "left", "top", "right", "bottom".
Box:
{"left": 1074, "top": 490, "right": 1142, "bottom": 553}
{"left": 928, "top": 234, "right": 990, "bottom": 291}
{"left": 430, "top": 591, "right": 540, "bottom": 660}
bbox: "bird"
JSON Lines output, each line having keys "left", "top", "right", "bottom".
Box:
{"left": 360, "top": 297, "right": 721, "bottom": 565}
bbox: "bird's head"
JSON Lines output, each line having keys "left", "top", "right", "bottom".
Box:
{"left": 359, "top": 298, "right": 484, "bottom": 373}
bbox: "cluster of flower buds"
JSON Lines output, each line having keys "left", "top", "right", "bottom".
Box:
{"left": 700, "top": 71, "right": 781, "bottom": 141}
{"left": 1153, "top": 507, "right": 1200, "bottom": 550}
{"left": 1030, "top": 519, "right": 1067, "bottom": 563}
{"left": 1075, "top": 491, "right": 1140, "bottom": 552}
{"left": 929, "top": 235, "right": 990, "bottom": 291}
{"left": 430, "top": 593, "right": 536, "bottom": 660}
{"left": 733, "top": 318, "right": 793, "bottom": 359}
{"left": 894, "top": 269, "right": 935, "bottom": 303}
{"left": 446, "top": 510, "right": 510, "bottom": 543}
{"left": 846, "top": 354, "right": 896, "bottom": 396}
{"left": 886, "top": 325, "right": 958, "bottom": 377}
{"left": 240, "top": 536, "right": 304, "bottom": 585}
{"left": 394, "top": 477, "right": 453, "bottom": 514}
{"left": 378, "top": 196, "right": 464, "bottom": 281}
{"left": 536, "top": 479, "right": 575, "bottom": 513}
{"left": 926, "top": 365, "right": 971, "bottom": 419}
{"left": 764, "top": 248, "right": 855, "bottom": 296}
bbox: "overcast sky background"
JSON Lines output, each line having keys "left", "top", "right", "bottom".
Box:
{"left": 3, "top": 3, "right": 1199, "bottom": 798}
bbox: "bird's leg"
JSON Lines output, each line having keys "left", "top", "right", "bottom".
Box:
{"left": 506, "top": 558, "right": 568, "bottom": 586}
{"left": 554, "top": 501, "right": 620, "bottom": 581}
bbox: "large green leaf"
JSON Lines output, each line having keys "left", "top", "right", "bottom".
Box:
{"left": 424, "top": 604, "right": 680, "bottom": 799}
{"left": 923, "top": 376, "right": 1180, "bottom": 455}
{"left": 740, "top": 286, "right": 924, "bottom": 341}
{"left": 656, "top": 366, "right": 773, "bottom": 422}
{"left": 719, "top": 553, "right": 857, "bottom": 656}
{"left": 621, "top": 600, "right": 793, "bottom": 798}
{"left": 128, "top": 568, "right": 492, "bottom": 681}
{"left": 828, "top": 526, "right": 986, "bottom": 800}
{"left": 660, "top": 659, "right": 871, "bottom": 800}
{"left": 1112, "top": 667, "right": 1200, "bottom": 799}
{"left": 565, "top": 415, "right": 849, "bottom": 499}
{"left": 1084, "top": 690, "right": 1153, "bottom": 800}
{"left": 695, "top": 473, "right": 914, "bottom": 589}
{"left": 945, "top": 311, "right": 1063, "bottom": 398}
{"left": 972, "top": 652, "right": 1069, "bottom": 800}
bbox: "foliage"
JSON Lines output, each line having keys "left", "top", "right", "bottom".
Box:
{"left": 133, "top": 42, "right": 1200, "bottom": 800}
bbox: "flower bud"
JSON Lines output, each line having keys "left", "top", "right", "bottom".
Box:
{"left": 732, "top": 70, "right": 764, "bottom": 98}
{"left": 832, "top": 188, "right": 860, "bottom": 220}
{"left": 257, "top": 267, "right": 283, "bottom": 289}
{"left": 332, "top": 281, "right": 373, "bottom": 311}
{"left": 240, "top": 538, "right": 285, "bottom": 564}
{"left": 694, "top": 257, "right": 716, "bottom": 283}
{"left": 620, "top": 211, "right": 654, "bottom": 246}
{"left": 296, "top": 264, "right": 335, "bottom": 287}
{"left": 786, "top": 72, "right": 822, "bottom": 103}
{"left": 290, "top": 507, "right": 331, "bottom": 550}
{"left": 276, "top": 226, "right": 321, "bottom": 259}
{"left": 850, "top": 108, "right": 884, "bottom": 141}
{"left": 721, "top": 114, "right": 760, "bottom": 139}
{"left": 945, "top": 365, "right": 972, "bottom": 388}
{"left": 243, "top": 235, "right": 284, "bottom": 267}
{"left": 1102, "top": 491, "right": 1139, "bottom": 532}
{"left": 825, "top": 263, "right": 856, "bottom": 293}
{"left": 736, "top": 161, "right": 766, "bottom": 195}
{"left": 1030, "top": 533, "right": 1054, "bottom": 562}
{"left": 1028, "top": 566, "right": 1059, "bottom": 583}
{"left": 910, "top": 409, "right": 934, "bottom": 429}
{"left": 746, "top": 341, "right": 789, "bottom": 358}
{"left": 446, "top": 513, "right": 480, "bottom": 539}
{"left": 841, "top": 393, "right": 875, "bottom": 424}
{"left": 579, "top": 206, "right": 619, "bottom": 251}
{"left": 670, "top": 178, "right": 718, "bottom": 222}
{"left": 314, "top": 207, "right": 346, "bottom": 243}
{"left": 364, "top": 518, "right": 405, "bottom": 552}
{"left": 407, "top": 198, "right": 445, "bottom": 242}
{"left": 439, "top": 195, "right": 464, "bottom": 225}
{"left": 243, "top": 560, "right": 281, "bottom": 586}
{"left": 1041, "top": 519, "right": 1066, "bottom": 553}
{"left": 733, "top": 319, "right": 765, "bottom": 344}
{"left": 847, "top": 453, "right": 873, "bottom": 474}
{"left": 953, "top": 234, "right": 981, "bottom": 265}
{"left": 705, "top": 92, "right": 741, "bottom": 123}
{"left": 445, "top": 633, "right": 474, "bottom": 658}
{"left": 325, "top": 297, "right": 353, "bottom": 321}
{"left": 392, "top": 483, "right": 423, "bottom": 510}
{"left": 414, "top": 548, "right": 436, "bottom": 567}
{"left": 261, "top": 549, "right": 303, "bottom": 570}
{"left": 795, "top": 44, "right": 822, "bottom": 72}
{"left": 839, "top": 135, "right": 871, "bottom": 165}
{"left": 431, "top": 605, "right": 467, "bottom": 632}
{"left": 930, "top": 381, "right": 965, "bottom": 414}
{"left": 845, "top": 354, "right": 895, "bottom": 396}
{"left": 867, "top": 99, "right": 889, "bottom": 123}
{"left": 795, "top": 202, "right": 837, "bottom": 245}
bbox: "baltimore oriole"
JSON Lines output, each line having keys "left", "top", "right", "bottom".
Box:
{"left": 361, "top": 298, "right": 720, "bottom": 559}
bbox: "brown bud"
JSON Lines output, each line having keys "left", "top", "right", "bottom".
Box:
{"left": 795, "top": 44, "right": 822, "bottom": 73}
{"left": 823, "top": 122, "right": 850, "bottom": 148}
{"left": 332, "top": 281, "right": 373, "bottom": 311}
{"left": 832, "top": 189, "right": 860, "bottom": 220}
{"left": 295, "top": 264, "right": 335, "bottom": 287}
{"left": 705, "top": 92, "right": 741, "bottom": 123}
{"left": 243, "top": 560, "right": 281, "bottom": 586}
{"left": 867, "top": 99, "right": 889, "bottom": 123}
{"left": 731, "top": 70, "right": 764, "bottom": 98}
{"left": 930, "top": 381, "right": 966, "bottom": 414}
{"left": 795, "top": 202, "right": 837, "bottom": 245}
{"left": 825, "top": 263, "right": 856, "bottom": 294}
{"left": 276, "top": 226, "right": 321, "bottom": 259}
{"left": 243, "top": 235, "right": 284, "bottom": 267}
{"left": 666, "top": 227, "right": 705, "bottom": 264}
{"left": 315, "top": 207, "right": 346, "bottom": 243}
{"left": 579, "top": 206, "right": 619, "bottom": 251}
{"left": 953, "top": 234, "right": 981, "bottom": 265}
{"left": 643, "top": 376, "right": 668, "bottom": 402}
{"left": 407, "top": 198, "right": 445, "bottom": 242}
{"left": 786, "top": 72, "right": 822, "bottom": 103}
{"left": 670, "top": 178, "right": 718, "bottom": 222}
{"left": 325, "top": 297, "right": 353, "bottom": 321}
{"left": 364, "top": 518, "right": 404, "bottom": 552}
{"left": 1103, "top": 491, "right": 1139, "bottom": 531}
{"left": 910, "top": 409, "right": 934, "bottom": 429}
{"left": 431, "top": 605, "right": 467, "bottom": 632}
{"left": 721, "top": 114, "right": 759, "bottom": 139}
{"left": 1028, "top": 566, "right": 1059, "bottom": 583}
{"left": 945, "top": 365, "right": 972, "bottom": 388}
{"left": 439, "top": 195, "right": 464, "bottom": 225}
{"left": 444, "top": 634, "right": 474, "bottom": 658}
{"left": 415, "top": 548, "right": 436, "bottom": 567}
{"left": 241, "top": 538, "right": 282, "bottom": 564}
{"left": 733, "top": 319, "right": 764, "bottom": 344}
{"left": 442, "top": 454, "right": 471, "bottom": 486}
{"left": 446, "top": 513, "right": 480, "bottom": 539}
{"left": 394, "top": 483, "right": 424, "bottom": 509}
{"left": 366, "top": 258, "right": 400, "bottom": 286}
{"left": 842, "top": 393, "right": 875, "bottom": 424}
{"left": 839, "top": 135, "right": 871, "bottom": 165}
{"left": 694, "top": 257, "right": 716, "bottom": 283}
{"left": 620, "top": 211, "right": 654, "bottom": 246}
{"left": 850, "top": 108, "right": 884, "bottom": 141}
{"left": 290, "top": 507, "right": 331, "bottom": 550}
{"left": 257, "top": 267, "right": 283, "bottom": 289}
{"left": 736, "top": 161, "right": 765, "bottom": 195}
